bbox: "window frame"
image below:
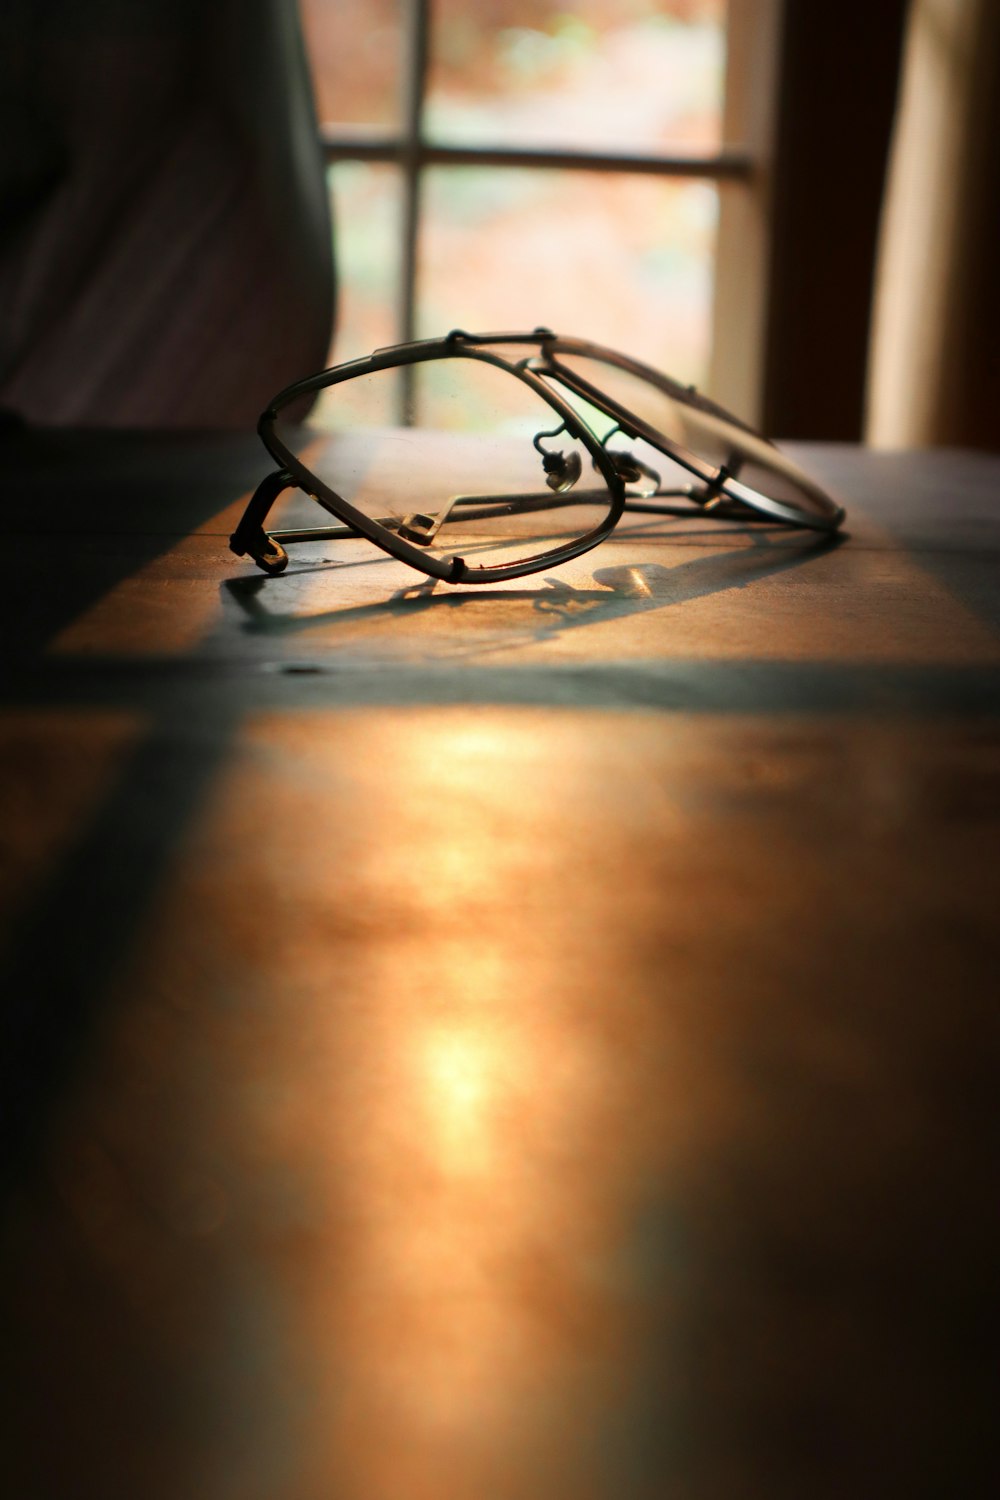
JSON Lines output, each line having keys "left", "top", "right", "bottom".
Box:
{"left": 316, "top": 0, "right": 784, "bottom": 425}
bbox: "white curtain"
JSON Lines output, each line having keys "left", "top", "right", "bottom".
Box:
{"left": 867, "top": 0, "right": 1000, "bottom": 448}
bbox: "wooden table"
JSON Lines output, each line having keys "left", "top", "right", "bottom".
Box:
{"left": 2, "top": 432, "right": 997, "bottom": 1499}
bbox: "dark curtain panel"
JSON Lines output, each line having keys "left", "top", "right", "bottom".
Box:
{"left": 0, "top": 0, "right": 334, "bottom": 428}
{"left": 760, "top": 0, "right": 909, "bottom": 441}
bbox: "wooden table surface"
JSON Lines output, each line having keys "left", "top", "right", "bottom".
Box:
{"left": 2, "top": 432, "right": 997, "bottom": 1499}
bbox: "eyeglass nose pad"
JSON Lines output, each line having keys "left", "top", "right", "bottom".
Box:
{"left": 611, "top": 450, "right": 660, "bottom": 499}
{"left": 542, "top": 450, "right": 582, "bottom": 493}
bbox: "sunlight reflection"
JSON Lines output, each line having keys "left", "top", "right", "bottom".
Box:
{"left": 55, "top": 708, "right": 704, "bottom": 1500}
{"left": 418, "top": 1021, "right": 499, "bottom": 1172}
{"left": 320, "top": 714, "right": 651, "bottom": 1496}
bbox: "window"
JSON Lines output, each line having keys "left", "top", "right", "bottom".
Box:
{"left": 299, "top": 0, "right": 780, "bottom": 421}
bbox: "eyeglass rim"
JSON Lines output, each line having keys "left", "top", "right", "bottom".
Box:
{"left": 255, "top": 335, "right": 627, "bottom": 585}
{"left": 338, "top": 329, "right": 844, "bottom": 532}
{"left": 239, "top": 327, "right": 844, "bottom": 583}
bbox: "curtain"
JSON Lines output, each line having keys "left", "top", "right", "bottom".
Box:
{"left": 867, "top": 0, "right": 1000, "bottom": 448}
{"left": 0, "top": 0, "right": 334, "bottom": 428}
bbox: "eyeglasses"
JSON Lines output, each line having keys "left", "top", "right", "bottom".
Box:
{"left": 230, "top": 329, "right": 845, "bottom": 585}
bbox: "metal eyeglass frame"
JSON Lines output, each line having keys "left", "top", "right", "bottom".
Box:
{"left": 230, "top": 327, "right": 846, "bottom": 586}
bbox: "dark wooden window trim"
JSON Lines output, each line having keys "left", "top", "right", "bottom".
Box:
{"left": 761, "top": 0, "right": 909, "bottom": 439}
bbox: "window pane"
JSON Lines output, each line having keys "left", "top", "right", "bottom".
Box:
{"left": 417, "top": 169, "right": 718, "bottom": 387}
{"left": 317, "top": 164, "right": 403, "bottom": 398}
{"left": 299, "top": 0, "right": 403, "bottom": 127}
{"left": 427, "top": 1, "right": 728, "bottom": 153}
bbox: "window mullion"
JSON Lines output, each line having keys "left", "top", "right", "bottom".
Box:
{"left": 319, "top": 130, "right": 754, "bottom": 180}
{"left": 399, "top": 0, "right": 431, "bottom": 348}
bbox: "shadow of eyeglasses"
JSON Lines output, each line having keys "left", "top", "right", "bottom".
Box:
{"left": 222, "top": 528, "right": 845, "bottom": 654}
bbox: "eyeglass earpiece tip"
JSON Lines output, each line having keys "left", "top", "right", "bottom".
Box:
{"left": 258, "top": 546, "right": 289, "bottom": 575}
{"left": 230, "top": 530, "right": 289, "bottom": 575}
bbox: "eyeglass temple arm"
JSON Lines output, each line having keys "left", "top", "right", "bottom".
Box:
{"left": 235, "top": 476, "right": 752, "bottom": 554}
{"left": 230, "top": 466, "right": 765, "bottom": 576}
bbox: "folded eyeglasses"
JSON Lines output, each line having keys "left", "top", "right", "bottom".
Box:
{"left": 230, "top": 328, "right": 845, "bottom": 585}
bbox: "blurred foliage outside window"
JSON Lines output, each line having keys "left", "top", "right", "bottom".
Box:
{"left": 300, "top": 1, "right": 727, "bottom": 390}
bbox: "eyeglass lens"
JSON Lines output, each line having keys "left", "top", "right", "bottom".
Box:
{"left": 541, "top": 349, "right": 838, "bottom": 523}
{"left": 273, "top": 357, "right": 618, "bottom": 572}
